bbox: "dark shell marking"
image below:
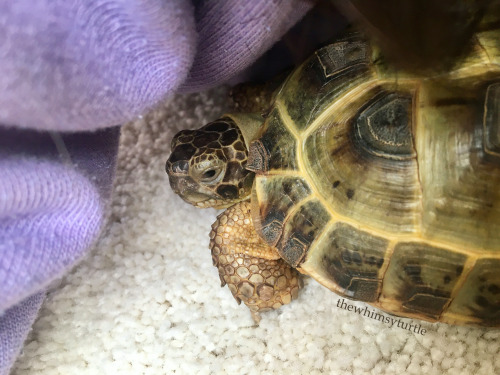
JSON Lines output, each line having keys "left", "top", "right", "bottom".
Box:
{"left": 320, "top": 223, "right": 389, "bottom": 302}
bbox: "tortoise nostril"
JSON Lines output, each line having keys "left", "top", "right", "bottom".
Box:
{"left": 171, "top": 160, "right": 189, "bottom": 174}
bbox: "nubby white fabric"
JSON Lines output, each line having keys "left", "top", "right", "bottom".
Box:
{"left": 12, "top": 89, "right": 500, "bottom": 375}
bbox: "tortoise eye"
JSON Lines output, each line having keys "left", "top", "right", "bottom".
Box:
{"left": 202, "top": 169, "right": 217, "bottom": 179}
{"left": 192, "top": 157, "right": 226, "bottom": 184}
{"left": 200, "top": 167, "right": 223, "bottom": 182}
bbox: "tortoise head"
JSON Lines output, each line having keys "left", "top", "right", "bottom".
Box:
{"left": 166, "top": 117, "right": 254, "bottom": 208}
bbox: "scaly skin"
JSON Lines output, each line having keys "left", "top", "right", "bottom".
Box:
{"left": 209, "top": 201, "right": 302, "bottom": 322}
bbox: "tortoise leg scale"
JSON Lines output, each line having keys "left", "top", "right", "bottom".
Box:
{"left": 209, "top": 201, "right": 302, "bottom": 322}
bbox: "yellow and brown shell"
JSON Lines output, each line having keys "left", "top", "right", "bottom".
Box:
{"left": 246, "top": 33, "right": 500, "bottom": 326}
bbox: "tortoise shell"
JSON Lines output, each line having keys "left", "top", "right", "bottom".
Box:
{"left": 245, "top": 33, "right": 500, "bottom": 326}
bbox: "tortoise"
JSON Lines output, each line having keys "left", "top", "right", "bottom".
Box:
{"left": 166, "top": 28, "right": 500, "bottom": 326}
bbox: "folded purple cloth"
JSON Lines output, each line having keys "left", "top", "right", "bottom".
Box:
{"left": 0, "top": 126, "right": 120, "bottom": 375}
{"left": 0, "top": 0, "right": 313, "bottom": 373}
{"left": 0, "top": 293, "right": 45, "bottom": 375}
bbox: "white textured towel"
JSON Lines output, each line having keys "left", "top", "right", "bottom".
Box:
{"left": 12, "top": 88, "right": 500, "bottom": 375}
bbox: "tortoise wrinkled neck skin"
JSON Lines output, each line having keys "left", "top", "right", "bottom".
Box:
{"left": 166, "top": 117, "right": 254, "bottom": 209}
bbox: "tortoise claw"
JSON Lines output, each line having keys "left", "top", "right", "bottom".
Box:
{"left": 251, "top": 311, "right": 261, "bottom": 324}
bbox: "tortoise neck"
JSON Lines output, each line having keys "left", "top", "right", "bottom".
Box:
{"left": 224, "top": 113, "right": 264, "bottom": 149}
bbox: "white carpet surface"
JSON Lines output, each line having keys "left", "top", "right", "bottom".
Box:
{"left": 12, "top": 88, "right": 500, "bottom": 375}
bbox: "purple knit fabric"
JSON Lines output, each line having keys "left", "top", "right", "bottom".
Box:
{"left": 0, "top": 126, "right": 120, "bottom": 374}
{"left": 0, "top": 293, "right": 45, "bottom": 375}
{"left": 1, "top": 158, "right": 103, "bottom": 309}
{"left": 180, "top": 0, "right": 314, "bottom": 92}
{"left": 0, "top": 0, "right": 197, "bottom": 131}
{"left": 0, "top": 126, "right": 120, "bottom": 311}
{"left": 0, "top": 0, "right": 313, "bottom": 373}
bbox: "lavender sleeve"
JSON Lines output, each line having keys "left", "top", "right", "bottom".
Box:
{"left": 0, "top": 0, "right": 313, "bottom": 373}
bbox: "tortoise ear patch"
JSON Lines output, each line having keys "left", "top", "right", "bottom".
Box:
{"left": 216, "top": 184, "right": 239, "bottom": 200}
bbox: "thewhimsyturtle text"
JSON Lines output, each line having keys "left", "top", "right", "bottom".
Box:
{"left": 336, "top": 299, "right": 427, "bottom": 335}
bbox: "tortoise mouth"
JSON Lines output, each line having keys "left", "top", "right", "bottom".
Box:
{"left": 194, "top": 198, "right": 234, "bottom": 209}
{"left": 193, "top": 197, "right": 237, "bottom": 209}
{"left": 170, "top": 186, "right": 237, "bottom": 210}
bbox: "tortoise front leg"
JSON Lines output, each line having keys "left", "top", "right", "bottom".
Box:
{"left": 210, "top": 201, "right": 302, "bottom": 322}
